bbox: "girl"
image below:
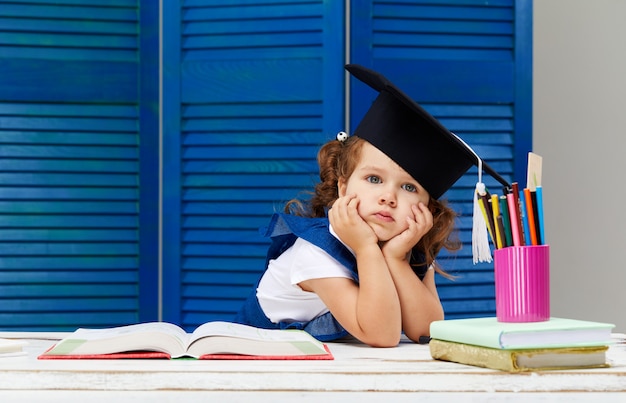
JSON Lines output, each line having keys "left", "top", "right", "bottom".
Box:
{"left": 234, "top": 64, "right": 508, "bottom": 347}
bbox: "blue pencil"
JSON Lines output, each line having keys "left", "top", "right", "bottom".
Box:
{"left": 536, "top": 185, "right": 546, "bottom": 243}
{"left": 519, "top": 190, "right": 532, "bottom": 245}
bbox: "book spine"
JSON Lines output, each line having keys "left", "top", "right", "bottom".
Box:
{"left": 429, "top": 339, "right": 516, "bottom": 372}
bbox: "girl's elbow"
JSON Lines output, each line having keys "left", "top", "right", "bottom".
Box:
{"left": 405, "top": 315, "right": 444, "bottom": 343}
{"left": 361, "top": 332, "right": 401, "bottom": 348}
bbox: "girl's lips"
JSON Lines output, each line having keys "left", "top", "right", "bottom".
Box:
{"left": 374, "top": 211, "right": 394, "bottom": 222}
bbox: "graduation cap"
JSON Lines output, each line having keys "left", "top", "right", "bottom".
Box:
{"left": 346, "top": 63, "right": 509, "bottom": 199}
{"left": 345, "top": 64, "right": 510, "bottom": 262}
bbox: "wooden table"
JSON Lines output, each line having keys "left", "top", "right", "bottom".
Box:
{"left": 0, "top": 332, "right": 625, "bottom": 402}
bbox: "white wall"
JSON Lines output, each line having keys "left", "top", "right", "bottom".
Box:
{"left": 534, "top": 0, "right": 626, "bottom": 331}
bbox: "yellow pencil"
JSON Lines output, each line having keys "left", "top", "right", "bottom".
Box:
{"left": 477, "top": 193, "right": 495, "bottom": 246}
{"left": 491, "top": 194, "right": 503, "bottom": 249}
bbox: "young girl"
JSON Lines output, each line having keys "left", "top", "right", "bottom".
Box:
{"left": 234, "top": 64, "right": 508, "bottom": 347}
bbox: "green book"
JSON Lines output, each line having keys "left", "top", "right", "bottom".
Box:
{"left": 429, "top": 317, "right": 614, "bottom": 350}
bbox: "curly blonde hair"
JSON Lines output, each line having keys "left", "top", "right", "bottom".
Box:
{"left": 285, "top": 136, "right": 460, "bottom": 278}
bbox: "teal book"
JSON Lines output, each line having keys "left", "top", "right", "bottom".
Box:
{"left": 430, "top": 317, "right": 614, "bottom": 350}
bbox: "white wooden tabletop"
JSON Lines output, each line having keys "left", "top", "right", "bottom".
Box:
{"left": 0, "top": 332, "right": 624, "bottom": 402}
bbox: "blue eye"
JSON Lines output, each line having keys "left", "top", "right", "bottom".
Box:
{"left": 366, "top": 176, "right": 381, "bottom": 184}
{"left": 402, "top": 183, "right": 417, "bottom": 192}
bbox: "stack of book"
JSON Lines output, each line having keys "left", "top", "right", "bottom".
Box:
{"left": 429, "top": 317, "right": 615, "bottom": 372}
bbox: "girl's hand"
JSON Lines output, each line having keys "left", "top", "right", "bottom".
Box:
{"left": 329, "top": 194, "right": 378, "bottom": 253}
{"left": 381, "top": 202, "right": 433, "bottom": 261}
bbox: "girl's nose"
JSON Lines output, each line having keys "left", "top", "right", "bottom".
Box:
{"left": 379, "top": 192, "right": 397, "bottom": 207}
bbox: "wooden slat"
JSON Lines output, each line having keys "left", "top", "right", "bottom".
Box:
{"left": 184, "top": 18, "right": 321, "bottom": 36}
{"left": 0, "top": 297, "right": 137, "bottom": 311}
{"left": 0, "top": 3, "right": 137, "bottom": 21}
{"left": 0, "top": 229, "right": 137, "bottom": 241}
{"left": 4, "top": 0, "right": 135, "bottom": 6}
{"left": 180, "top": 60, "right": 324, "bottom": 103}
{"left": 0, "top": 61, "right": 138, "bottom": 102}
{"left": 0, "top": 270, "right": 137, "bottom": 283}
{"left": 0, "top": 256, "right": 138, "bottom": 270}
{"left": 182, "top": 256, "right": 267, "bottom": 272}
{"left": 0, "top": 312, "right": 139, "bottom": 329}
{"left": 373, "top": 3, "right": 513, "bottom": 21}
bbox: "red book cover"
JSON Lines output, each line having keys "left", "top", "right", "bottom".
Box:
{"left": 38, "top": 344, "right": 334, "bottom": 360}
{"left": 37, "top": 322, "right": 334, "bottom": 361}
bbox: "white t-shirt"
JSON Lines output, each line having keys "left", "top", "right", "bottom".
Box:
{"left": 256, "top": 225, "right": 355, "bottom": 323}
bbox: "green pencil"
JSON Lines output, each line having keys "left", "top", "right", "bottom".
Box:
{"left": 499, "top": 195, "right": 512, "bottom": 247}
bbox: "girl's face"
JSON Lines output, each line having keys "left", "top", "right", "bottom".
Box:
{"left": 338, "top": 141, "right": 431, "bottom": 242}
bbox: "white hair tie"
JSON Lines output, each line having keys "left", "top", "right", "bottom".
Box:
{"left": 336, "top": 131, "right": 349, "bottom": 142}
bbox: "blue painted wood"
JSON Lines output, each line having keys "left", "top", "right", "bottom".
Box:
{"left": 162, "top": 0, "right": 184, "bottom": 324}
{"left": 162, "top": 0, "right": 344, "bottom": 329}
{"left": 0, "top": 2, "right": 137, "bottom": 19}
{"left": 0, "top": 60, "right": 138, "bottom": 102}
{"left": 513, "top": 0, "right": 533, "bottom": 185}
{"left": 0, "top": 0, "right": 530, "bottom": 329}
{"left": 0, "top": 313, "right": 139, "bottom": 330}
{"left": 138, "top": 0, "right": 160, "bottom": 322}
{"left": 350, "top": 0, "right": 529, "bottom": 319}
{"left": 0, "top": 229, "right": 138, "bottom": 243}
{"left": 0, "top": 256, "right": 138, "bottom": 270}
{"left": 0, "top": 0, "right": 158, "bottom": 331}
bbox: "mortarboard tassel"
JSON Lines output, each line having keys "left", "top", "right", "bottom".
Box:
{"left": 472, "top": 163, "right": 493, "bottom": 264}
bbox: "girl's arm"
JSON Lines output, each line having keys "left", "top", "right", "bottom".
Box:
{"left": 384, "top": 257, "right": 444, "bottom": 342}
{"left": 299, "top": 249, "right": 402, "bottom": 347}
{"left": 299, "top": 195, "right": 402, "bottom": 347}
{"left": 381, "top": 202, "right": 444, "bottom": 342}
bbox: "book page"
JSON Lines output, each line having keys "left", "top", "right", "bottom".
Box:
{"left": 47, "top": 322, "right": 189, "bottom": 356}
{"left": 186, "top": 322, "right": 328, "bottom": 358}
{"left": 185, "top": 336, "right": 327, "bottom": 358}
{"left": 189, "top": 321, "right": 321, "bottom": 344}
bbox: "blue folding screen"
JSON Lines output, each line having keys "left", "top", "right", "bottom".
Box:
{"left": 0, "top": 0, "right": 159, "bottom": 330}
{"left": 162, "top": 0, "right": 345, "bottom": 329}
{"left": 0, "top": 0, "right": 531, "bottom": 331}
{"left": 349, "top": 0, "right": 532, "bottom": 318}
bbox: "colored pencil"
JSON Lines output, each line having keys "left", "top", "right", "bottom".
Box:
{"left": 507, "top": 193, "right": 521, "bottom": 246}
{"left": 523, "top": 188, "right": 538, "bottom": 245}
{"left": 499, "top": 196, "right": 512, "bottom": 247}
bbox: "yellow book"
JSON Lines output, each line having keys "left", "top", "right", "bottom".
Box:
{"left": 430, "top": 338, "right": 609, "bottom": 372}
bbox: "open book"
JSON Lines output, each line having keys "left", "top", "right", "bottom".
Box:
{"left": 38, "top": 321, "right": 332, "bottom": 360}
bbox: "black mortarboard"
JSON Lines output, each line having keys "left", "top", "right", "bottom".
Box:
{"left": 346, "top": 64, "right": 509, "bottom": 199}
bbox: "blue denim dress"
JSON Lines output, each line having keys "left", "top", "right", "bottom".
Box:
{"left": 232, "top": 213, "right": 358, "bottom": 341}
{"left": 233, "top": 213, "right": 429, "bottom": 341}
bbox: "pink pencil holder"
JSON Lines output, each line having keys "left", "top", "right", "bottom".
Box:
{"left": 494, "top": 245, "right": 550, "bottom": 323}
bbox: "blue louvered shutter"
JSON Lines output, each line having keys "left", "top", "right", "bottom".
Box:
{"left": 0, "top": 0, "right": 159, "bottom": 330}
{"left": 350, "top": 0, "right": 532, "bottom": 318}
{"left": 162, "top": 1, "right": 344, "bottom": 329}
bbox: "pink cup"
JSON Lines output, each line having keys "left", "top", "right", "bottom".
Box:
{"left": 494, "top": 245, "right": 550, "bottom": 322}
